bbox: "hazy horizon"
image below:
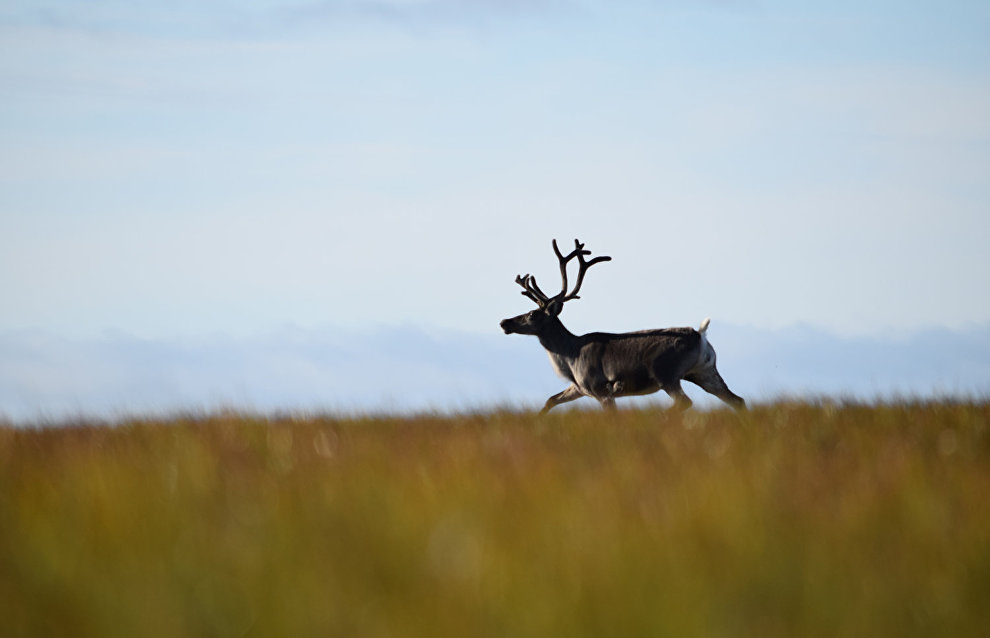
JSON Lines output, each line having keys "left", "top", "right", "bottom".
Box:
{"left": 3, "top": 319, "right": 988, "bottom": 423}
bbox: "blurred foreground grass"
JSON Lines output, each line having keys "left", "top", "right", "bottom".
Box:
{"left": 2, "top": 402, "right": 988, "bottom": 637}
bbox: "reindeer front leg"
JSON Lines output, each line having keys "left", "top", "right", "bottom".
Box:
{"left": 540, "top": 384, "right": 584, "bottom": 415}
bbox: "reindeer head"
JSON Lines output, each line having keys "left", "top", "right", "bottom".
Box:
{"left": 500, "top": 239, "right": 611, "bottom": 335}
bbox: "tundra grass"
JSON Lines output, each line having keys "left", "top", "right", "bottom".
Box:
{"left": 1, "top": 402, "right": 988, "bottom": 637}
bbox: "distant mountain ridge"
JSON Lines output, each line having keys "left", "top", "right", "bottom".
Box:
{"left": 1, "top": 323, "right": 988, "bottom": 423}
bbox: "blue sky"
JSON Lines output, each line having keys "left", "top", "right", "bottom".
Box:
{"left": 1, "top": 1, "right": 989, "bottom": 417}
{"left": 2, "top": 0, "right": 989, "bottom": 337}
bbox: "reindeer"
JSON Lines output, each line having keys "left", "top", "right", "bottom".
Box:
{"left": 500, "top": 239, "right": 745, "bottom": 414}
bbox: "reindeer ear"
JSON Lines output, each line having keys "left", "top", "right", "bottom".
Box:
{"left": 545, "top": 298, "right": 564, "bottom": 318}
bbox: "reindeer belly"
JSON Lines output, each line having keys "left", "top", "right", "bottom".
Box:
{"left": 598, "top": 345, "right": 662, "bottom": 396}
{"left": 608, "top": 369, "right": 660, "bottom": 397}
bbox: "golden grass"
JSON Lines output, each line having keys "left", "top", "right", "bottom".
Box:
{"left": 1, "top": 402, "right": 988, "bottom": 637}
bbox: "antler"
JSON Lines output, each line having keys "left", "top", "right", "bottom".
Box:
{"left": 551, "top": 239, "right": 612, "bottom": 303}
{"left": 514, "top": 273, "right": 550, "bottom": 308}
{"left": 514, "top": 239, "right": 611, "bottom": 308}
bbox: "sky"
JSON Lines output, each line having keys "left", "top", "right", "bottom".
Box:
{"left": 1, "top": 1, "right": 989, "bottom": 418}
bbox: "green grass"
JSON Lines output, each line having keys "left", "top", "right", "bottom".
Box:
{"left": 2, "top": 402, "right": 988, "bottom": 637}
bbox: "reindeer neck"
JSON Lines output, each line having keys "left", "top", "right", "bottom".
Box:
{"left": 536, "top": 317, "right": 580, "bottom": 356}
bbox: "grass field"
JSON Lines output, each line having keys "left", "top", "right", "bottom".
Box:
{"left": 2, "top": 401, "right": 988, "bottom": 637}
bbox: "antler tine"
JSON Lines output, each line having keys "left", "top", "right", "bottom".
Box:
{"left": 526, "top": 274, "right": 551, "bottom": 301}
{"left": 515, "top": 274, "right": 550, "bottom": 307}
{"left": 551, "top": 238, "right": 590, "bottom": 300}
{"left": 563, "top": 253, "right": 612, "bottom": 301}
{"left": 551, "top": 238, "right": 612, "bottom": 303}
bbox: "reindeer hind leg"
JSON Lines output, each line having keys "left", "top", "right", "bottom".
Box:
{"left": 686, "top": 369, "right": 746, "bottom": 410}
{"left": 597, "top": 396, "right": 617, "bottom": 411}
{"left": 661, "top": 380, "right": 693, "bottom": 412}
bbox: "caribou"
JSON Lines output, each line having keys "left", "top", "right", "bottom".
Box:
{"left": 500, "top": 239, "right": 745, "bottom": 414}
